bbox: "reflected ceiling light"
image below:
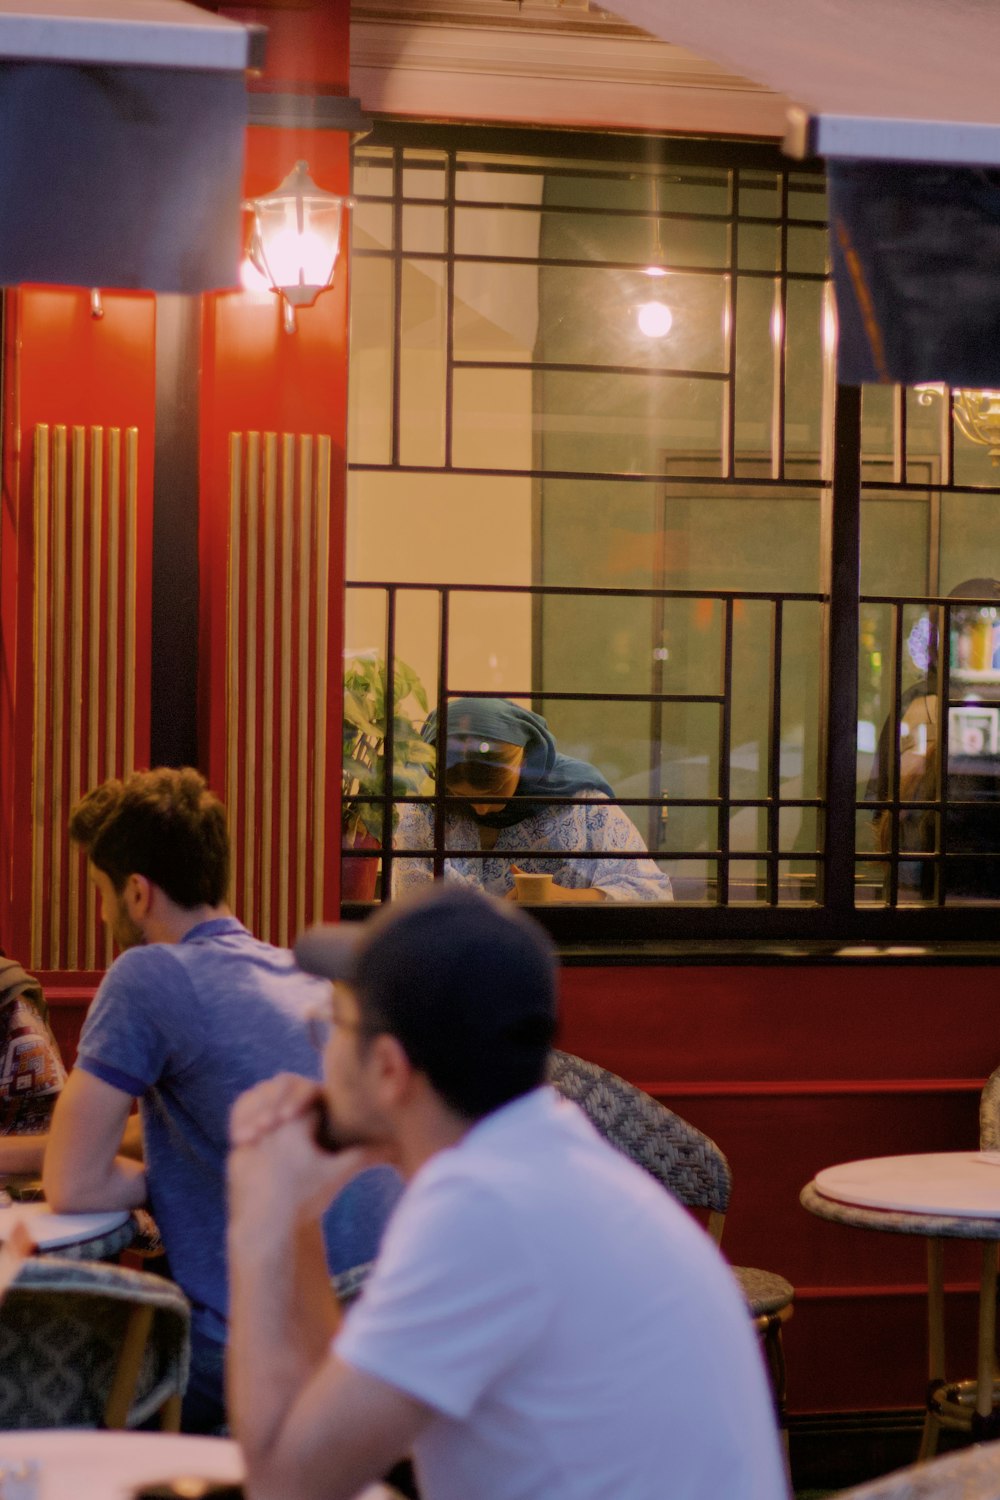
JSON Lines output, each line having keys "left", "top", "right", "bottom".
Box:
{"left": 637, "top": 301, "right": 673, "bottom": 338}
{"left": 245, "top": 160, "right": 351, "bottom": 333}
{"left": 636, "top": 171, "right": 673, "bottom": 340}
{"left": 915, "top": 385, "right": 1000, "bottom": 465}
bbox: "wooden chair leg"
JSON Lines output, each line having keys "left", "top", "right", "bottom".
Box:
{"left": 104, "top": 1304, "right": 154, "bottom": 1429}
{"left": 160, "top": 1392, "right": 183, "bottom": 1432}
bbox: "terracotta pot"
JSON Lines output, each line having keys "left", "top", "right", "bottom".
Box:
{"left": 341, "top": 829, "right": 380, "bottom": 901}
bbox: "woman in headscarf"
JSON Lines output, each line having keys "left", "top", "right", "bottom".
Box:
{"left": 392, "top": 698, "right": 672, "bottom": 902}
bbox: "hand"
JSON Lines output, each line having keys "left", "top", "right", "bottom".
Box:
{"left": 228, "top": 1074, "right": 375, "bottom": 1231}
{"left": 230, "top": 1071, "right": 325, "bottom": 1148}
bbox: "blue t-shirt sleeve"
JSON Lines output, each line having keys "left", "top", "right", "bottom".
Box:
{"left": 76, "top": 946, "right": 189, "bottom": 1097}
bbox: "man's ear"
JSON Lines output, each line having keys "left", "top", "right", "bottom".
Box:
{"left": 122, "top": 873, "right": 153, "bottom": 920}
{"left": 369, "top": 1032, "right": 415, "bottom": 1105}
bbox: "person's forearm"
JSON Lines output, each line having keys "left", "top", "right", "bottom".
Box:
{"left": 118, "top": 1114, "right": 145, "bottom": 1161}
{"left": 228, "top": 1214, "right": 341, "bottom": 1471}
{"left": 43, "top": 1152, "right": 147, "bottom": 1212}
{"left": 0, "top": 1133, "right": 48, "bottom": 1177}
{"left": 552, "top": 883, "right": 607, "bottom": 902}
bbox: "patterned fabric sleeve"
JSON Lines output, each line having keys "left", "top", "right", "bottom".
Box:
{"left": 0, "top": 995, "right": 67, "bottom": 1135}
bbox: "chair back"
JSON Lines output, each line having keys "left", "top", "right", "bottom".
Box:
{"left": 0, "top": 1256, "right": 190, "bottom": 1429}
{"left": 980, "top": 1063, "right": 1000, "bottom": 1151}
{"left": 838, "top": 1441, "right": 1000, "bottom": 1497}
{"left": 547, "top": 1050, "right": 732, "bottom": 1226}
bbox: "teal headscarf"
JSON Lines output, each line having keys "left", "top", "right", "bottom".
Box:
{"left": 421, "top": 697, "right": 614, "bottom": 829}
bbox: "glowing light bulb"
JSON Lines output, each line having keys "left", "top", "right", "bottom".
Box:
{"left": 637, "top": 301, "right": 673, "bottom": 338}
{"left": 240, "top": 256, "right": 273, "bottom": 295}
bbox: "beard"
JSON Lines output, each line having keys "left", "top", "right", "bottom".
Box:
{"left": 312, "top": 1093, "right": 393, "bottom": 1156}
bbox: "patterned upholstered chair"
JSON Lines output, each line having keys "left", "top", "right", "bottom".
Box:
{"left": 837, "top": 1441, "right": 1000, "bottom": 1497}
{"left": 0, "top": 1257, "right": 190, "bottom": 1430}
{"left": 547, "top": 1050, "right": 795, "bottom": 1427}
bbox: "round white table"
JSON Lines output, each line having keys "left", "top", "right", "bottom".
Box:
{"left": 0, "top": 1432, "right": 243, "bottom": 1500}
{"left": 0, "top": 1431, "right": 397, "bottom": 1500}
{"left": 803, "top": 1151, "right": 1000, "bottom": 1460}
{"left": 0, "top": 1202, "right": 134, "bottom": 1260}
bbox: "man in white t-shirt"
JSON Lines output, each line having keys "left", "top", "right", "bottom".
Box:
{"left": 226, "top": 884, "right": 787, "bottom": 1500}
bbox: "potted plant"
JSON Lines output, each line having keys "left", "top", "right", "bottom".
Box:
{"left": 342, "top": 652, "right": 436, "bottom": 899}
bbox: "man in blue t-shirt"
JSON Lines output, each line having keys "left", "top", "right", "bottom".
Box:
{"left": 43, "top": 766, "right": 402, "bottom": 1433}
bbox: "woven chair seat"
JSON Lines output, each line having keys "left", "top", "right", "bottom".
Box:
{"left": 732, "top": 1267, "right": 795, "bottom": 1318}
{"left": 0, "top": 1256, "right": 190, "bottom": 1430}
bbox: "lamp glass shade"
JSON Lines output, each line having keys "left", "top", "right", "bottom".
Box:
{"left": 247, "top": 159, "right": 347, "bottom": 309}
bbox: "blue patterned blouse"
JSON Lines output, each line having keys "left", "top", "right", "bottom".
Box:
{"left": 392, "top": 792, "right": 672, "bottom": 902}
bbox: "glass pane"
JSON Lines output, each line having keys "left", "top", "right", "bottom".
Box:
{"left": 399, "top": 259, "right": 447, "bottom": 468}
{"left": 353, "top": 149, "right": 394, "bottom": 197}
{"left": 787, "top": 224, "right": 828, "bottom": 275}
{"left": 453, "top": 205, "right": 543, "bottom": 259}
{"left": 455, "top": 163, "right": 545, "bottom": 204}
{"left": 738, "top": 172, "right": 780, "bottom": 219}
{"left": 453, "top": 261, "right": 540, "bottom": 364}
{"left": 402, "top": 205, "right": 446, "bottom": 255}
{"left": 452, "top": 367, "right": 726, "bottom": 476}
{"left": 860, "top": 494, "right": 930, "bottom": 596}
{"left": 348, "top": 257, "right": 394, "bottom": 466}
{"left": 861, "top": 384, "right": 897, "bottom": 482}
{"left": 783, "top": 278, "right": 827, "bottom": 476}
{"left": 787, "top": 175, "right": 827, "bottom": 223}
{"left": 779, "top": 859, "right": 818, "bottom": 903}
{"left": 734, "top": 276, "right": 778, "bottom": 474}
{"left": 536, "top": 266, "right": 728, "bottom": 372}
{"left": 402, "top": 151, "right": 447, "bottom": 199}
{"left": 737, "top": 223, "right": 780, "bottom": 272}
{"left": 353, "top": 200, "right": 393, "bottom": 252}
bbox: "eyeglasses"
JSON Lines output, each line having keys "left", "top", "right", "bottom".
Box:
{"left": 304, "top": 990, "right": 378, "bottom": 1052}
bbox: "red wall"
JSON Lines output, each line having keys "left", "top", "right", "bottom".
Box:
{"left": 555, "top": 961, "right": 990, "bottom": 1416}
{"left": 0, "top": 288, "right": 155, "bottom": 958}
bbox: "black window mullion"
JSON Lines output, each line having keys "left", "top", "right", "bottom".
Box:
{"left": 820, "top": 383, "right": 862, "bottom": 915}
{"left": 716, "top": 597, "right": 734, "bottom": 905}
{"left": 766, "top": 598, "right": 783, "bottom": 905}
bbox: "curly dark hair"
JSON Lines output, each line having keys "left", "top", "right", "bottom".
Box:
{"left": 69, "top": 768, "right": 230, "bottom": 909}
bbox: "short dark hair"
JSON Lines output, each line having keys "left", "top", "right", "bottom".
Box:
{"left": 295, "top": 885, "right": 558, "bottom": 1121}
{"left": 69, "top": 768, "right": 230, "bottom": 909}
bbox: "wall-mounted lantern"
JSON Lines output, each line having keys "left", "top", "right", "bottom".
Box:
{"left": 245, "top": 160, "right": 351, "bottom": 333}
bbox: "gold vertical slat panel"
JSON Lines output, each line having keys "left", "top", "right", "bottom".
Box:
{"left": 226, "top": 433, "right": 242, "bottom": 911}
{"left": 85, "top": 429, "right": 104, "bottom": 969}
{"left": 104, "top": 428, "right": 123, "bottom": 969}
{"left": 66, "top": 427, "right": 87, "bottom": 963}
{"left": 296, "top": 436, "right": 314, "bottom": 930}
{"left": 259, "top": 433, "right": 278, "bottom": 942}
{"left": 48, "top": 426, "right": 68, "bottom": 969}
{"left": 123, "top": 428, "right": 139, "bottom": 777}
{"left": 278, "top": 435, "right": 295, "bottom": 947}
{"left": 312, "top": 436, "right": 332, "bottom": 924}
{"left": 225, "top": 430, "right": 333, "bottom": 946}
{"left": 28, "top": 422, "right": 141, "bottom": 970}
{"left": 243, "top": 432, "right": 261, "bottom": 934}
{"left": 30, "top": 427, "right": 51, "bottom": 970}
